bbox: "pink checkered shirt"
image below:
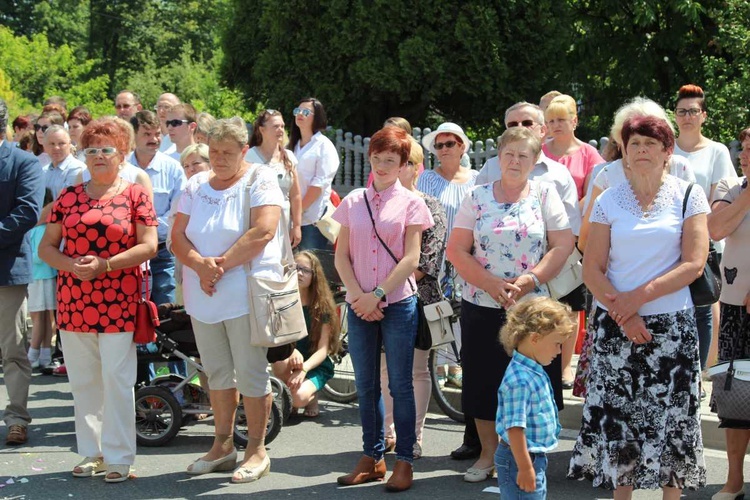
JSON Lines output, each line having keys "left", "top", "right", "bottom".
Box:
{"left": 331, "top": 180, "right": 434, "bottom": 305}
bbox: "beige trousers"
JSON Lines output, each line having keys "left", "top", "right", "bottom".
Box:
{"left": 0, "top": 285, "right": 31, "bottom": 427}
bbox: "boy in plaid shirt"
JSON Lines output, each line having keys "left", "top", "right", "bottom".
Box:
{"left": 495, "top": 297, "right": 575, "bottom": 498}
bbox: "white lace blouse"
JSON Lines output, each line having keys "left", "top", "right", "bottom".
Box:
{"left": 590, "top": 175, "right": 709, "bottom": 316}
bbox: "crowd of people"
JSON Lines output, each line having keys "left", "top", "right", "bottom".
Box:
{"left": 0, "top": 82, "right": 747, "bottom": 498}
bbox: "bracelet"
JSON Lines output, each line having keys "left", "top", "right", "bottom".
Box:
{"left": 528, "top": 272, "right": 541, "bottom": 288}
{"left": 105, "top": 258, "right": 112, "bottom": 272}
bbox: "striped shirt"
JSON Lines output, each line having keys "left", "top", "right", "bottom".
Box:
{"left": 331, "top": 180, "right": 434, "bottom": 306}
{"left": 496, "top": 351, "right": 561, "bottom": 453}
{"left": 416, "top": 168, "right": 479, "bottom": 235}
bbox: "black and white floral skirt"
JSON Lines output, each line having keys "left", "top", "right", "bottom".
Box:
{"left": 567, "top": 307, "right": 706, "bottom": 491}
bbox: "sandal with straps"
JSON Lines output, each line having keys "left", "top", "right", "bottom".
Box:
{"left": 72, "top": 457, "right": 106, "bottom": 478}
{"left": 104, "top": 464, "right": 131, "bottom": 483}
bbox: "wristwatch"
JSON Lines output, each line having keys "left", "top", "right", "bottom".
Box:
{"left": 373, "top": 286, "right": 386, "bottom": 299}
{"left": 528, "top": 272, "right": 541, "bottom": 288}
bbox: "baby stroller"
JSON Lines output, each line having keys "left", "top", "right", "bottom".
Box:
{"left": 134, "top": 304, "right": 288, "bottom": 447}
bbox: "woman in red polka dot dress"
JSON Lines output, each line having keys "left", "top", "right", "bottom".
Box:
{"left": 39, "top": 119, "right": 158, "bottom": 483}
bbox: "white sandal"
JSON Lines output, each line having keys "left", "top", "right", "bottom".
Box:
{"left": 104, "top": 464, "right": 131, "bottom": 483}
{"left": 72, "top": 457, "right": 105, "bottom": 478}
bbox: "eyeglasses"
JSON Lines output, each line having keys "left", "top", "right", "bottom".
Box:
{"left": 115, "top": 104, "right": 134, "bottom": 110}
{"left": 34, "top": 124, "right": 49, "bottom": 132}
{"left": 434, "top": 140, "right": 459, "bottom": 150}
{"left": 84, "top": 147, "right": 118, "bottom": 156}
{"left": 506, "top": 120, "right": 537, "bottom": 128}
{"left": 166, "top": 119, "right": 189, "bottom": 128}
{"left": 153, "top": 104, "right": 171, "bottom": 111}
{"left": 296, "top": 265, "right": 313, "bottom": 276}
{"left": 292, "top": 108, "right": 313, "bottom": 117}
{"left": 675, "top": 108, "right": 703, "bottom": 117}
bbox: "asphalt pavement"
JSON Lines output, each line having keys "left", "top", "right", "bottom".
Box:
{"left": 0, "top": 372, "right": 745, "bottom": 499}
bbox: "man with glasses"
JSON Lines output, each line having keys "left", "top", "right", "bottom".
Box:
{"left": 0, "top": 98, "right": 44, "bottom": 445}
{"left": 128, "top": 110, "right": 186, "bottom": 315}
{"left": 164, "top": 104, "right": 197, "bottom": 162}
{"left": 114, "top": 90, "right": 142, "bottom": 120}
{"left": 154, "top": 93, "right": 181, "bottom": 153}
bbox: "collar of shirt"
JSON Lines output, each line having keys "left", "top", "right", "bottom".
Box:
{"left": 511, "top": 350, "right": 546, "bottom": 377}
{"left": 129, "top": 151, "right": 164, "bottom": 171}
{"left": 47, "top": 154, "right": 77, "bottom": 171}
{"left": 366, "top": 178, "right": 405, "bottom": 205}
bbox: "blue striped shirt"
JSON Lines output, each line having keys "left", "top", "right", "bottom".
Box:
{"left": 416, "top": 168, "right": 479, "bottom": 235}
{"left": 496, "top": 351, "right": 561, "bottom": 453}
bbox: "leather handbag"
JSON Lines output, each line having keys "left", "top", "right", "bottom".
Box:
{"left": 422, "top": 300, "right": 455, "bottom": 347}
{"left": 313, "top": 199, "right": 341, "bottom": 244}
{"left": 243, "top": 168, "right": 308, "bottom": 347}
{"left": 134, "top": 266, "right": 159, "bottom": 344}
{"left": 709, "top": 314, "right": 750, "bottom": 421}
{"left": 363, "top": 195, "right": 431, "bottom": 350}
{"left": 547, "top": 247, "right": 584, "bottom": 300}
{"left": 683, "top": 184, "right": 721, "bottom": 306}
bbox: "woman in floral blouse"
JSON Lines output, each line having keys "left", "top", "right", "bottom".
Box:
{"left": 380, "top": 136, "right": 448, "bottom": 460}
{"left": 446, "top": 127, "right": 574, "bottom": 483}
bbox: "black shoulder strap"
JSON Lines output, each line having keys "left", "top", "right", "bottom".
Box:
{"left": 363, "top": 194, "right": 416, "bottom": 293}
{"left": 682, "top": 183, "right": 694, "bottom": 218}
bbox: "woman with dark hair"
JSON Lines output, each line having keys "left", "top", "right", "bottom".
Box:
{"left": 673, "top": 84, "right": 737, "bottom": 376}
{"left": 287, "top": 98, "right": 340, "bottom": 251}
{"left": 67, "top": 106, "right": 92, "bottom": 153}
{"left": 32, "top": 111, "right": 65, "bottom": 166}
{"left": 248, "top": 109, "right": 303, "bottom": 247}
{"left": 332, "top": 126, "right": 433, "bottom": 492}
{"left": 568, "top": 115, "right": 708, "bottom": 497}
{"left": 706, "top": 126, "right": 750, "bottom": 500}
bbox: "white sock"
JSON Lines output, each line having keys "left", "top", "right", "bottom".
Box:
{"left": 38, "top": 347, "right": 52, "bottom": 365}
{"left": 27, "top": 348, "right": 40, "bottom": 362}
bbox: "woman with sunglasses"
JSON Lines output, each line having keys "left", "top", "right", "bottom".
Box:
{"left": 32, "top": 111, "right": 65, "bottom": 167}
{"left": 248, "top": 110, "right": 303, "bottom": 247}
{"left": 287, "top": 98, "right": 340, "bottom": 250}
{"left": 39, "top": 119, "right": 158, "bottom": 483}
{"left": 673, "top": 84, "right": 737, "bottom": 376}
{"left": 332, "top": 127, "right": 433, "bottom": 492}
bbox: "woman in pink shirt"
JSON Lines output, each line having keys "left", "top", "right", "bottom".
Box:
{"left": 332, "top": 127, "right": 433, "bottom": 492}
{"left": 542, "top": 94, "right": 604, "bottom": 201}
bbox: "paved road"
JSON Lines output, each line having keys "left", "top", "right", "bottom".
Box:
{"left": 0, "top": 373, "right": 743, "bottom": 499}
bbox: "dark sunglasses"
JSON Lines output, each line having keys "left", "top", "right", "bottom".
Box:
{"left": 296, "top": 265, "right": 313, "bottom": 276}
{"left": 507, "top": 120, "right": 536, "bottom": 128}
{"left": 166, "top": 119, "right": 189, "bottom": 128}
{"left": 34, "top": 124, "right": 50, "bottom": 132}
{"left": 434, "top": 140, "right": 458, "bottom": 150}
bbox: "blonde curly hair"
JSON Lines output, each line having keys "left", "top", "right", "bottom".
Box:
{"left": 500, "top": 297, "right": 576, "bottom": 356}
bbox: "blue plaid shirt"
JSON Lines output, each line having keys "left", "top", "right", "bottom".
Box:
{"left": 496, "top": 351, "right": 561, "bottom": 453}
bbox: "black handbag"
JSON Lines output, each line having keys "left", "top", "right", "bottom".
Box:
{"left": 683, "top": 183, "right": 721, "bottom": 307}
{"left": 364, "top": 196, "right": 431, "bottom": 351}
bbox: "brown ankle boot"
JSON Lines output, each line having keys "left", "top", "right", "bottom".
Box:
{"left": 337, "top": 455, "right": 387, "bottom": 486}
{"left": 385, "top": 460, "right": 413, "bottom": 492}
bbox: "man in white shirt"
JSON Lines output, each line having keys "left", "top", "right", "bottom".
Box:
{"left": 164, "top": 104, "right": 197, "bottom": 162}
{"left": 114, "top": 90, "right": 142, "bottom": 121}
{"left": 154, "top": 93, "right": 181, "bottom": 153}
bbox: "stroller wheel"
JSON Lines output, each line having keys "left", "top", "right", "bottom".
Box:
{"left": 135, "top": 386, "right": 183, "bottom": 447}
{"left": 233, "top": 398, "right": 283, "bottom": 448}
{"left": 270, "top": 376, "right": 293, "bottom": 422}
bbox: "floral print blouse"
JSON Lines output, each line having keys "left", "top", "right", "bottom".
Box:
{"left": 453, "top": 180, "right": 569, "bottom": 309}
{"left": 417, "top": 193, "right": 448, "bottom": 305}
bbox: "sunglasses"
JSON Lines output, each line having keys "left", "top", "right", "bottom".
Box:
{"left": 434, "top": 140, "right": 459, "bottom": 150}
{"left": 34, "top": 124, "right": 50, "bottom": 132}
{"left": 675, "top": 108, "right": 702, "bottom": 117}
{"left": 84, "top": 147, "right": 118, "bottom": 156}
{"left": 506, "top": 120, "right": 536, "bottom": 128}
{"left": 292, "top": 108, "right": 313, "bottom": 117}
{"left": 166, "top": 119, "right": 189, "bottom": 128}
{"left": 296, "top": 265, "right": 313, "bottom": 276}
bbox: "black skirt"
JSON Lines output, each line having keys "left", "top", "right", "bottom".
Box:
{"left": 460, "top": 300, "right": 563, "bottom": 421}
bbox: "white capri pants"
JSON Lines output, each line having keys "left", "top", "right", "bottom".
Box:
{"left": 60, "top": 331, "right": 136, "bottom": 465}
{"left": 191, "top": 314, "right": 271, "bottom": 397}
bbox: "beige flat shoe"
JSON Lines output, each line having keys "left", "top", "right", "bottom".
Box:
{"left": 464, "top": 465, "right": 494, "bottom": 482}
{"left": 231, "top": 455, "right": 270, "bottom": 484}
{"left": 186, "top": 449, "right": 238, "bottom": 475}
{"left": 712, "top": 488, "right": 746, "bottom": 500}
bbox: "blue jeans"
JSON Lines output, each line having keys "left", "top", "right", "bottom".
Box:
{"left": 347, "top": 295, "right": 417, "bottom": 463}
{"left": 299, "top": 224, "right": 330, "bottom": 251}
{"left": 694, "top": 304, "right": 712, "bottom": 370}
{"left": 495, "top": 441, "right": 547, "bottom": 499}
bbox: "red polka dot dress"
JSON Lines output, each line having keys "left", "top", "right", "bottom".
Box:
{"left": 49, "top": 183, "right": 157, "bottom": 333}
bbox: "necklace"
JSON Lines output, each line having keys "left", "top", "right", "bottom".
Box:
{"left": 86, "top": 178, "right": 123, "bottom": 209}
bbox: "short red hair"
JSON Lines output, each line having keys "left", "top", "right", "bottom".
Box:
{"left": 80, "top": 118, "right": 130, "bottom": 155}
{"left": 368, "top": 126, "right": 411, "bottom": 164}
{"left": 677, "top": 84, "right": 706, "bottom": 111}
{"left": 621, "top": 115, "right": 675, "bottom": 153}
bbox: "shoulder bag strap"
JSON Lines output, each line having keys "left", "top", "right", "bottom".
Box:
{"left": 363, "top": 194, "right": 416, "bottom": 293}
{"left": 243, "top": 165, "right": 295, "bottom": 273}
{"left": 682, "top": 182, "right": 694, "bottom": 218}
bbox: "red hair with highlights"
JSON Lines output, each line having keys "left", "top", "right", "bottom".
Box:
{"left": 80, "top": 118, "right": 130, "bottom": 155}
{"left": 677, "top": 84, "right": 706, "bottom": 111}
